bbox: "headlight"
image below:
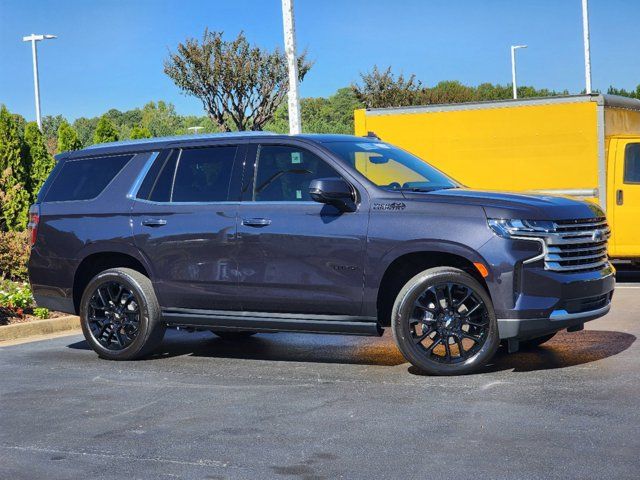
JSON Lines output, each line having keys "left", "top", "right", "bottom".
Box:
{"left": 487, "top": 219, "right": 555, "bottom": 238}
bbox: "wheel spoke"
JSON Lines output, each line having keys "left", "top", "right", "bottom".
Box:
{"left": 462, "top": 302, "right": 482, "bottom": 317}
{"left": 412, "top": 327, "right": 434, "bottom": 344}
{"left": 444, "top": 338, "right": 452, "bottom": 360}
{"left": 455, "top": 288, "right": 472, "bottom": 308}
{"left": 446, "top": 284, "right": 453, "bottom": 309}
{"left": 455, "top": 336, "right": 466, "bottom": 358}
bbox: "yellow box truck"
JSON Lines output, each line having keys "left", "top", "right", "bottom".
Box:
{"left": 354, "top": 94, "right": 640, "bottom": 262}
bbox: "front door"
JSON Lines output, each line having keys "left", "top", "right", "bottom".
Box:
{"left": 610, "top": 140, "right": 640, "bottom": 257}
{"left": 235, "top": 143, "right": 368, "bottom": 316}
{"left": 131, "top": 145, "right": 244, "bottom": 310}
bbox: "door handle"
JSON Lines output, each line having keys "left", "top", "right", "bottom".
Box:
{"left": 616, "top": 189, "right": 624, "bottom": 206}
{"left": 242, "top": 217, "right": 272, "bottom": 227}
{"left": 141, "top": 218, "right": 167, "bottom": 227}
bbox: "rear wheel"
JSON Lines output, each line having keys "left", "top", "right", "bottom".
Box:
{"left": 80, "top": 268, "right": 165, "bottom": 360}
{"left": 211, "top": 331, "right": 257, "bottom": 340}
{"left": 391, "top": 267, "right": 499, "bottom": 376}
{"left": 519, "top": 332, "right": 556, "bottom": 349}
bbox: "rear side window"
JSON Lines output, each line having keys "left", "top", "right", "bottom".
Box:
{"left": 171, "top": 146, "right": 237, "bottom": 202}
{"left": 44, "top": 154, "right": 133, "bottom": 202}
{"left": 624, "top": 143, "right": 640, "bottom": 183}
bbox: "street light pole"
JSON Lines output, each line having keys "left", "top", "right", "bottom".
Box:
{"left": 510, "top": 45, "right": 527, "bottom": 99}
{"left": 582, "top": 0, "right": 592, "bottom": 94}
{"left": 22, "top": 33, "right": 56, "bottom": 130}
{"left": 281, "top": 0, "right": 302, "bottom": 135}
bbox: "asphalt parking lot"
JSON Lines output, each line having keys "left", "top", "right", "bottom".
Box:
{"left": 1, "top": 271, "right": 639, "bottom": 480}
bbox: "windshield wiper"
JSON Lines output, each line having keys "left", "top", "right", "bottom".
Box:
{"left": 390, "top": 186, "right": 457, "bottom": 193}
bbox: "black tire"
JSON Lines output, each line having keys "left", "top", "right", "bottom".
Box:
{"left": 391, "top": 267, "right": 499, "bottom": 376}
{"left": 80, "top": 267, "right": 165, "bottom": 360}
{"left": 211, "top": 331, "right": 257, "bottom": 340}
{"left": 519, "top": 332, "right": 557, "bottom": 349}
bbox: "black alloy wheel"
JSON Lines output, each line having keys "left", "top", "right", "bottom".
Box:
{"left": 410, "top": 282, "right": 489, "bottom": 363}
{"left": 392, "top": 267, "right": 499, "bottom": 376}
{"left": 80, "top": 267, "right": 165, "bottom": 360}
{"left": 87, "top": 281, "right": 141, "bottom": 350}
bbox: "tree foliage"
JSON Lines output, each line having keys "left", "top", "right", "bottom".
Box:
{"left": 93, "top": 116, "right": 119, "bottom": 144}
{"left": 164, "top": 30, "right": 312, "bottom": 131}
{"left": 353, "top": 66, "right": 569, "bottom": 108}
{"left": 57, "top": 120, "right": 82, "bottom": 152}
{"left": 24, "top": 122, "right": 55, "bottom": 202}
{"left": 0, "top": 106, "right": 31, "bottom": 231}
{"left": 129, "top": 125, "right": 152, "bottom": 139}
{"left": 607, "top": 85, "right": 640, "bottom": 99}
{"left": 353, "top": 66, "right": 423, "bottom": 108}
{"left": 265, "top": 88, "right": 363, "bottom": 134}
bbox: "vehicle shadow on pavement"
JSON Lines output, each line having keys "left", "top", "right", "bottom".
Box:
{"left": 408, "top": 329, "right": 636, "bottom": 376}
{"left": 68, "top": 330, "right": 409, "bottom": 366}
{"left": 68, "top": 328, "right": 635, "bottom": 373}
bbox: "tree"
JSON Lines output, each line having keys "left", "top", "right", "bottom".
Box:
{"left": 93, "top": 116, "right": 119, "bottom": 144}
{"left": 57, "top": 120, "right": 82, "bottom": 152}
{"left": 353, "top": 66, "right": 424, "bottom": 108}
{"left": 129, "top": 125, "right": 152, "bottom": 139}
{"left": 42, "top": 114, "right": 65, "bottom": 154}
{"left": 164, "top": 30, "right": 312, "bottom": 131}
{"left": 141, "top": 101, "right": 180, "bottom": 137}
{"left": 0, "top": 106, "right": 30, "bottom": 231}
{"left": 24, "top": 122, "right": 55, "bottom": 202}
{"left": 73, "top": 117, "right": 98, "bottom": 147}
{"left": 265, "top": 87, "right": 363, "bottom": 134}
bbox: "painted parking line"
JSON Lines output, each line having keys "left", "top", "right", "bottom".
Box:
{"left": 614, "top": 285, "right": 640, "bottom": 288}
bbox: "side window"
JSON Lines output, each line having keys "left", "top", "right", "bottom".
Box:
{"left": 253, "top": 145, "right": 340, "bottom": 202}
{"left": 44, "top": 154, "right": 134, "bottom": 202}
{"left": 148, "top": 151, "right": 178, "bottom": 202}
{"left": 136, "top": 150, "right": 171, "bottom": 200}
{"left": 171, "top": 146, "right": 237, "bottom": 202}
{"left": 624, "top": 143, "right": 640, "bottom": 184}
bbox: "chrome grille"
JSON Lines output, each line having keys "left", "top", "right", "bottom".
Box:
{"left": 543, "top": 217, "right": 610, "bottom": 272}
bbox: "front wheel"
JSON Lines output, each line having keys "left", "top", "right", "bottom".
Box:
{"left": 80, "top": 267, "right": 165, "bottom": 360}
{"left": 391, "top": 267, "right": 499, "bottom": 376}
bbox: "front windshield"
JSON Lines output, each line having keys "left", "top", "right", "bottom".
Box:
{"left": 323, "top": 141, "right": 459, "bottom": 192}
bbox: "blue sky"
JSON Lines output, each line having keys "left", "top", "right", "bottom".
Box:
{"left": 1, "top": 0, "right": 639, "bottom": 122}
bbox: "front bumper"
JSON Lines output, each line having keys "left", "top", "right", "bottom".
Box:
{"left": 498, "top": 301, "right": 612, "bottom": 340}
{"left": 479, "top": 236, "right": 616, "bottom": 340}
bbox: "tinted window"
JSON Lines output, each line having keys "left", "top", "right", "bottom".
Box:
{"left": 136, "top": 150, "right": 172, "bottom": 200}
{"left": 624, "top": 143, "right": 640, "bottom": 183}
{"left": 45, "top": 154, "right": 133, "bottom": 202}
{"left": 171, "top": 146, "right": 236, "bottom": 202}
{"left": 253, "top": 145, "right": 339, "bottom": 201}
{"left": 148, "top": 152, "right": 177, "bottom": 202}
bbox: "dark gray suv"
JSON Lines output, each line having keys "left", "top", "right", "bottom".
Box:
{"left": 27, "top": 133, "right": 615, "bottom": 375}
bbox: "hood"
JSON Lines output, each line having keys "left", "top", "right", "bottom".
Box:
{"left": 400, "top": 188, "right": 604, "bottom": 221}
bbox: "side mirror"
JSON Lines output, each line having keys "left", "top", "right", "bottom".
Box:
{"left": 309, "top": 177, "right": 356, "bottom": 212}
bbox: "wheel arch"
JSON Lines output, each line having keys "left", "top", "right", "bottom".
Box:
{"left": 72, "top": 244, "right": 154, "bottom": 314}
{"left": 374, "top": 243, "right": 491, "bottom": 327}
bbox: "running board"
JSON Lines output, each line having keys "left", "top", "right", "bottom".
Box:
{"left": 161, "top": 308, "right": 383, "bottom": 336}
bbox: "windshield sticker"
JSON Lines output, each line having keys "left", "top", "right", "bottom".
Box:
{"left": 356, "top": 142, "right": 391, "bottom": 151}
{"left": 291, "top": 152, "right": 302, "bottom": 164}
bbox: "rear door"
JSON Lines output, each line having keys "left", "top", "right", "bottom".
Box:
{"left": 610, "top": 139, "right": 640, "bottom": 257}
{"left": 131, "top": 144, "right": 244, "bottom": 310}
{"left": 234, "top": 141, "right": 369, "bottom": 316}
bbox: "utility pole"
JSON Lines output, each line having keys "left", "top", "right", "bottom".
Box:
{"left": 281, "top": 0, "right": 302, "bottom": 134}
{"left": 22, "top": 33, "right": 57, "bottom": 130}
{"left": 582, "top": 0, "right": 592, "bottom": 94}
{"left": 511, "top": 45, "right": 527, "bottom": 99}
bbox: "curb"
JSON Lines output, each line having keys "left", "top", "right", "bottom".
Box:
{"left": 0, "top": 315, "right": 81, "bottom": 342}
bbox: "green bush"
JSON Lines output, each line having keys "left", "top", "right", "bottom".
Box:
{"left": 33, "top": 307, "right": 49, "bottom": 319}
{"left": 0, "top": 280, "right": 33, "bottom": 310}
{"left": 0, "top": 230, "right": 30, "bottom": 281}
